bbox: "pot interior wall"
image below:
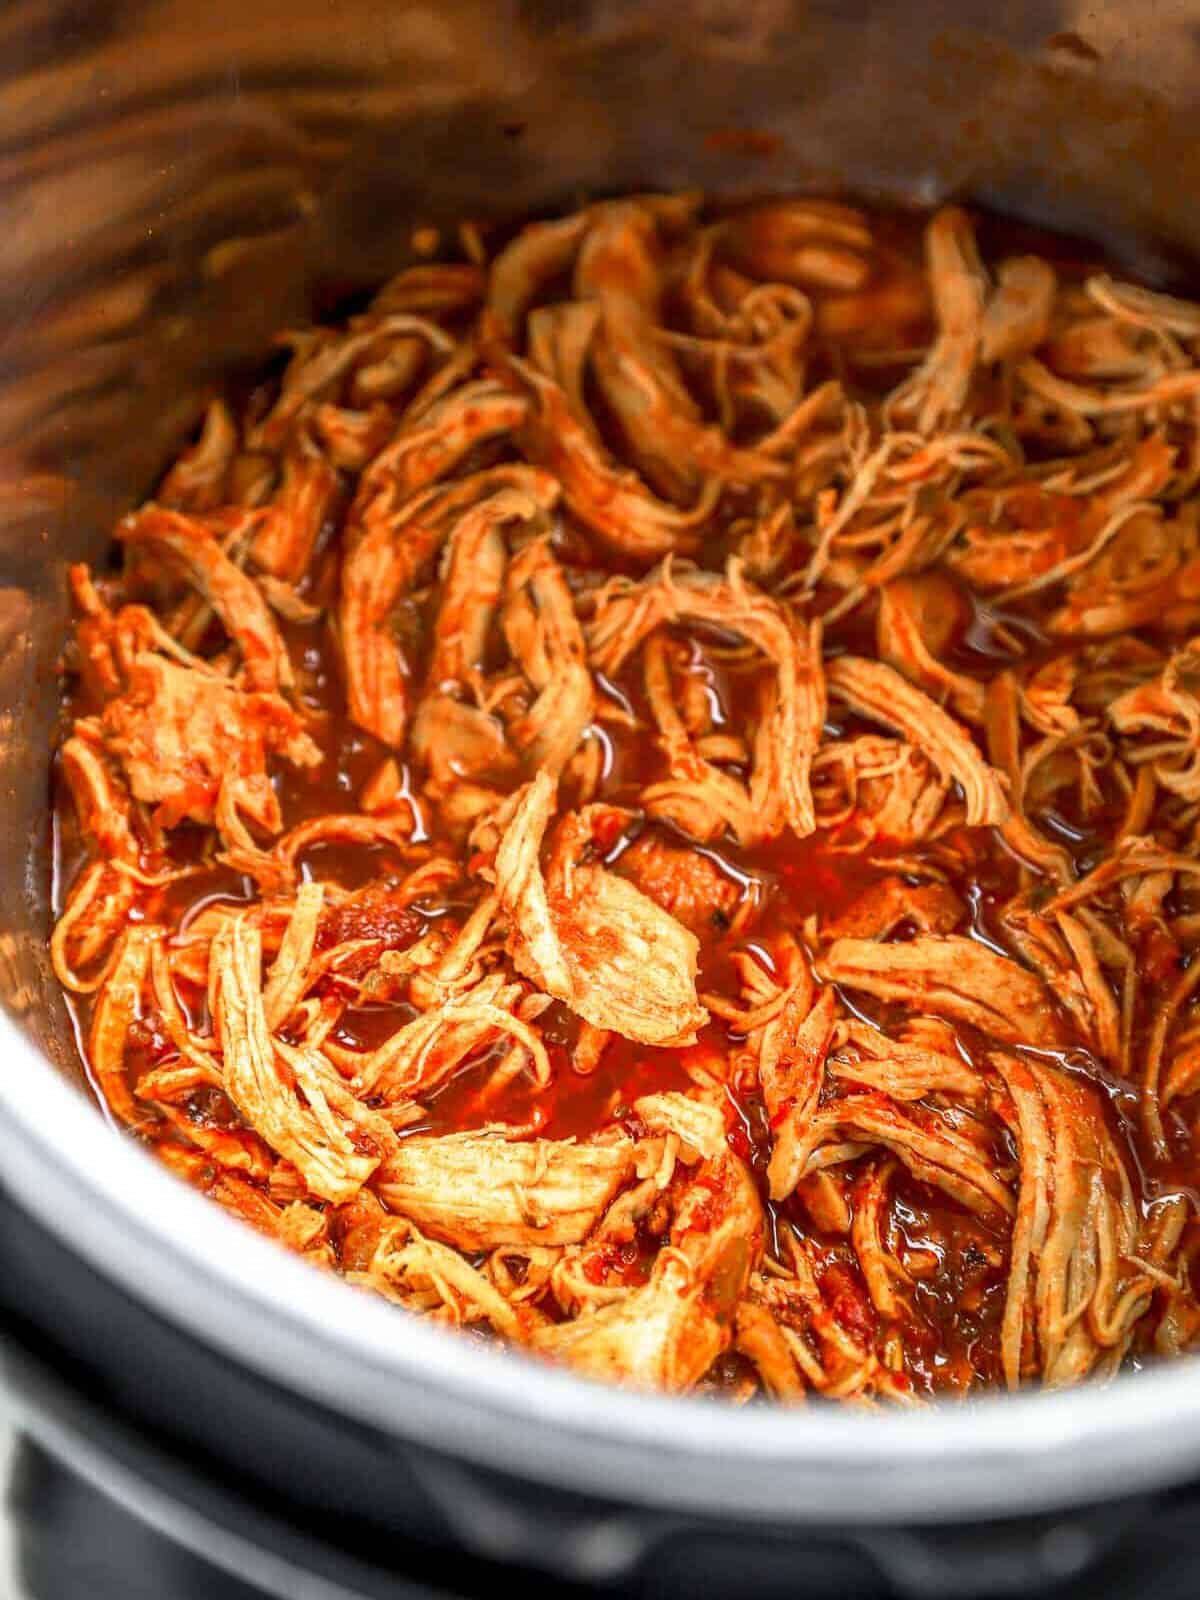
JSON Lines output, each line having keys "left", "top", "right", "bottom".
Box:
{"left": 4, "top": 0, "right": 1200, "bottom": 1087}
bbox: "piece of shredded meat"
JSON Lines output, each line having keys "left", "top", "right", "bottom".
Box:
{"left": 54, "top": 194, "right": 1200, "bottom": 1405}
{"left": 613, "top": 834, "right": 743, "bottom": 936}
{"left": 494, "top": 773, "right": 707, "bottom": 1047}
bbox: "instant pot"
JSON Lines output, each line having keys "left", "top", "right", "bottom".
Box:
{"left": 6, "top": 3, "right": 1200, "bottom": 1595}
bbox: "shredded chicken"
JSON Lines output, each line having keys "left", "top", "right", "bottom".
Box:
{"left": 494, "top": 773, "right": 706, "bottom": 1046}
{"left": 102, "top": 651, "right": 320, "bottom": 834}
{"left": 502, "top": 537, "right": 595, "bottom": 777}
{"left": 826, "top": 657, "right": 1007, "bottom": 827}
{"left": 210, "top": 918, "right": 393, "bottom": 1204}
{"left": 820, "top": 935, "right": 1064, "bottom": 1048}
{"left": 532, "top": 1139, "right": 763, "bottom": 1390}
{"left": 589, "top": 561, "right": 825, "bottom": 842}
{"left": 55, "top": 195, "right": 1200, "bottom": 1402}
{"left": 376, "top": 1129, "right": 635, "bottom": 1250}
{"left": 614, "top": 834, "right": 743, "bottom": 937}
{"left": 992, "top": 1051, "right": 1151, "bottom": 1388}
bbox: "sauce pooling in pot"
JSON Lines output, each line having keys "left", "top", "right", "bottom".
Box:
{"left": 51, "top": 194, "right": 1200, "bottom": 1401}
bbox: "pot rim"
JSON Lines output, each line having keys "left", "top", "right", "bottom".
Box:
{"left": 3, "top": 1006, "right": 1199, "bottom": 1525}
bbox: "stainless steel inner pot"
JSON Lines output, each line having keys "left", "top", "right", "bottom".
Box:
{"left": 5, "top": 0, "right": 1200, "bottom": 1546}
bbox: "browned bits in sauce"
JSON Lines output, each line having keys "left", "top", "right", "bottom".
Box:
{"left": 51, "top": 194, "right": 1200, "bottom": 1402}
